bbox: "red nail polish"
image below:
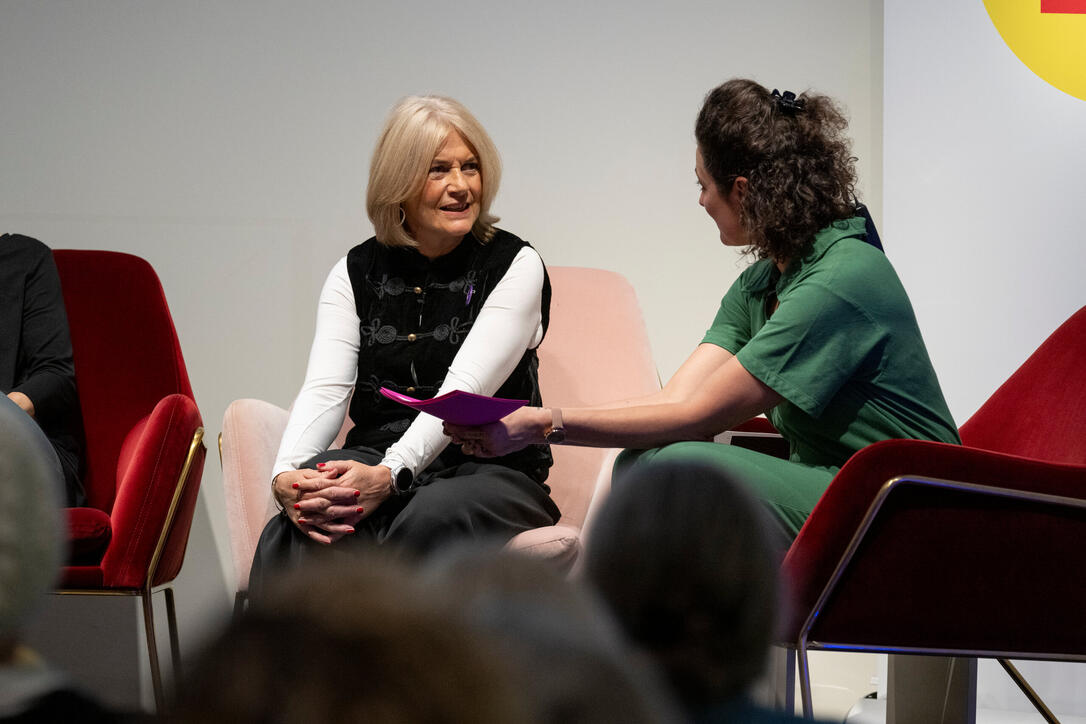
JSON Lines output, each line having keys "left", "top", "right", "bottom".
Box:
{"left": 293, "top": 504, "right": 301, "bottom": 510}
{"left": 354, "top": 490, "right": 361, "bottom": 497}
{"left": 356, "top": 507, "right": 364, "bottom": 513}
{"left": 316, "top": 463, "right": 325, "bottom": 468}
{"left": 298, "top": 517, "right": 306, "bottom": 523}
{"left": 347, "top": 528, "right": 355, "bottom": 534}
{"left": 292, "top": 483, "right": 300, "bottom": 489}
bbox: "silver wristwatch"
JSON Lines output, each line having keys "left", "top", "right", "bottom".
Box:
{"left": 389, "top": 463, "right": 414, "bottom": 495}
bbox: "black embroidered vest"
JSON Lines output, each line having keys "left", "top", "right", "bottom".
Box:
{"left": 344, "top": 229, "right": 553, "bottom": 483}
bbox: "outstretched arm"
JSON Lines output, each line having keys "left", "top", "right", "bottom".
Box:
{"left": 446, "top": 344, "right": 782, "bottom": 456}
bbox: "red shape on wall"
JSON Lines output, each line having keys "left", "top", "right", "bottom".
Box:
{"left": 1041, "top": 0, "right": 1086, "bottom": 13}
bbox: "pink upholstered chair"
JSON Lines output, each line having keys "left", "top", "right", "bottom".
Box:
{"left": 53, "top": 250, "right": 206, "bottom": 713}
{"left": 507, "top": 266, "right": 660, "bottom": 565}
{"left": 220, "top": 266, "right": 658, "bottom": 610}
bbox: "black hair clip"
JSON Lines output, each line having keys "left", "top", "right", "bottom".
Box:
{"left": 771, "top": 89, "right": 805, "bottom": 115}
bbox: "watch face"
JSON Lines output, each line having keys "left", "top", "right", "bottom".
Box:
{"left": 394, "top": 467, "right": 414, "bottom": 492}
{"left": 545, "top": 427, "right": 566, "bottom": 444}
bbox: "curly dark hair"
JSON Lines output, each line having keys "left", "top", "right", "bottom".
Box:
{"left": 695, "top": 78, "right": 858, "bottom": 262}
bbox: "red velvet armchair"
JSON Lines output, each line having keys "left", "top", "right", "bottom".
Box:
{"left": 52, "top": 250, "right": 206, "bottom": 713}
{"left": 778, "top": 306, "right": 1086, "bottom": 720}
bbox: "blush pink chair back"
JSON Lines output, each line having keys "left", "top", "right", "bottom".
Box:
{"left": 221, "top": 399, "right": 355, "bottom": 599}
{"left": 504, "top": 267, "right": 660, "bottom": 564}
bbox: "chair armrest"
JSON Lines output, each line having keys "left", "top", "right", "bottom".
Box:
{"left": 220, "top": 398, "right": 290, "bottom": 591}
{"left": 781, "top": 438, "right": 1086, "bottom": 638}
{"left": 715, "top": 417, "right": 788, "bottom": 459}
{"left": 506, "top": 524, "right": 582, "bottom": 573}
{"left": 100, "top": 393, "right": 205, "bottom": 589}
{"left": 576, "top": 448, "right": 623, "bottom": 551}
{"left": 729, "top": 416, "right": 780, "bottom": 435}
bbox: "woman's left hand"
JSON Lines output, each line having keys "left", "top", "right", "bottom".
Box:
{"left": 444, "top": 406, "right": 549, "bottom": 457}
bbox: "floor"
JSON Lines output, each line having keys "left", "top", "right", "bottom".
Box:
{"left": 808, "top": 651, "right": 882, "bottom": 721}
{"left": 845, "top": 697, "right": 1086, "bottom": 724}
{"left": 751, "top": 650, "right": 881, "bottom": 720}
{"left": 797, "top": 652, "right": 1085, "bottom": 724}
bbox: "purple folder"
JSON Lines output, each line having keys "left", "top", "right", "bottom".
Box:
{"left": 379, "top": 387, "right": 527, "bottom": 425}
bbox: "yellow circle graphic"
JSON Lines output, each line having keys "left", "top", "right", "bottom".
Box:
{"left": 983, "top": 0, "right": 1086, "bottom": 101}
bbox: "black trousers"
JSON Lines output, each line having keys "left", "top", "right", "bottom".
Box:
{"left": 248, "top": 446, "right": 560, "bottom": 598}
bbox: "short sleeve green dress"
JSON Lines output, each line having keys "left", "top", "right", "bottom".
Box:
{"left": 619, "top": 217, "right": 960, "bottom": 539}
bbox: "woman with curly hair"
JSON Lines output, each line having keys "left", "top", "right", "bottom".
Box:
{"left": 447, "top": 78, "right": 959, "bottom": 540}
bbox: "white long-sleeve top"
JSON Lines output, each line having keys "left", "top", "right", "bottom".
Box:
{"left": 271, "top": 245, "right": 546, "bottom": 481}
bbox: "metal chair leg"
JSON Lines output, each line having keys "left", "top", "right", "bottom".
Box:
{"left": 998, "top": 659, "right": 1061, "bottom": 724}
{"left": 784, "top": 647, "right": 796, "bottom": 715}
{"left": 768, "top": 646, "right": 796, "bottom": 714}
{"left": 141, "top": 588, "right": 166, "bottom": 713}
{"left": 797, "top": 642, "right": 814, "bottom": 720}
{"left": 165, "top": 587, "right": 181, "bottom": 693}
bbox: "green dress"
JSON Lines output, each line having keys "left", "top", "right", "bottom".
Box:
{"left": 619, "top": 217, "right": 960, "bottom": 539}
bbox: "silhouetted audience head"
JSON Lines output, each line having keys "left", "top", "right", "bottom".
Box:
{"left": 584, "top": 460, "right": 782, "bottom": 715}
{"left": 0, "top": 395, "right": 65, "bottom": 655}
{"left": 178, "top": 543, "right": 688, "bottom": 723}
{"left": 1, "top": 396, "right": 121, "bottom": 722}
{"left": 423, "top": 545, "right": 682, "bottom": 724}
{"left": 173, "top": 553, "right": 532, "bottom": 723}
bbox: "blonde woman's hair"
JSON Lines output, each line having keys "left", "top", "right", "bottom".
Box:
{"left": 367, "top": 96, "right": 501, "bottom": 247}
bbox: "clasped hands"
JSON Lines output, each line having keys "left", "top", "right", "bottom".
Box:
{"left": 273, "top": 460, "right": 391, "bottom": 544}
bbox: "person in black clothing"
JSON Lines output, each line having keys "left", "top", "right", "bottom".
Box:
{"left": 249, "top": 96, "right": 558, "bottom": 594}
{"left": 0, "top": 234, "right": 85, "bottom": 506}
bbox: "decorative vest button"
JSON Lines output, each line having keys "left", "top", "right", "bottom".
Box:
{"left": 406, "top": 386, "right": 416, "bottom": 394}
{"left": 414, "top": 286, "right": 423, "bottom": 294}
{"left": 407, "top": 333, "right": 417, "bottom": 342}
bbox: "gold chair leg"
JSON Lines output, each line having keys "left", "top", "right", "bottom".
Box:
{"left": 998, "top": 659, "right": 1061, "bottom": 724}
{"left": 141, "top": 588, "right": 166, "bottom": 713}
{"left": 165, "top": 587, "right": 181, "bottom": 692}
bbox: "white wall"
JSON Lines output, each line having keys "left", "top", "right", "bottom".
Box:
{"left": 884, "top": 0, "right": 1086, "bottom": 715}
{"left": 1, "top": 0, "right": 882, "bottom": 675}
{"left": 884, "top": 0, "right": 1085, "bottom": 421}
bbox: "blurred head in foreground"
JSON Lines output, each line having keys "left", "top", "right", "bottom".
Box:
{"left": 584, "top": 460, "right": 782, "bottom": 714}
{"left": 0, "top": 394, "right": 65, "bottom": 659}
{"left": 423, "top": 545, "right": 682, "bottom": 724}
{"left": 174, "top": 553, "right": 531, "bottom": 723}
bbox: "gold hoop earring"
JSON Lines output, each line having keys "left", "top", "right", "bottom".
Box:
{"left": 398, "top": 207, "right": 406, "bottom": 225}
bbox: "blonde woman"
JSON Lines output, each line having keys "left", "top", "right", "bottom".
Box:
{"left": 250, "top": 97, "right": 558, "bottom": 592}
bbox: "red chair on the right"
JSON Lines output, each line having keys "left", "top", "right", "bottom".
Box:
{"left": 780, "top": 306, "right": 1086, "bottom": 721}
